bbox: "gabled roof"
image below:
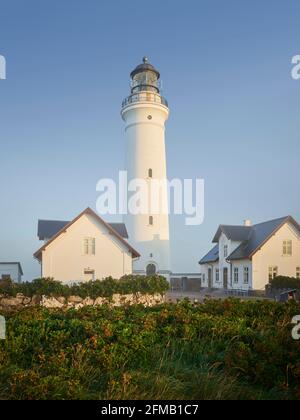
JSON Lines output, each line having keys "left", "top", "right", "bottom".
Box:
{"left": 199, "top": 244, "right": 219, "bottom": 265}
{"left": 200, "top": 215, "right": 300, "bottom": 264}
{"left": 38, "top": 220, "right": 70, "bottom": 241}
{"left": 0, "top": 262, "right": 23, "bottom": 275}
{"left": 213, "top": 225, "right": 252, "bottom": 243}
{"left": 34, "top": 208, "right": 140, "bottom": 260}
{"left": 38, "top": 220, "right": 129, "bottom": 240}
{"left": 227, "top": 216, "right": 300, "bottom": 261}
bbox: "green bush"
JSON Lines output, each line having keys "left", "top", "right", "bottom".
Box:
{"left": 0, "top": 275, "right": 169, "bottom": 299}
{"left": 0, "top": 299, "right": 299, "bottom": 400}
{"left": 269, "top": 276, "right": 300, "bottom": 290}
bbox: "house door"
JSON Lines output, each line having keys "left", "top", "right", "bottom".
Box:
{"left": 223, "top": 268, "right": 228, "bottom": 289}
{"left": 208, "top": 268, "right": 213, "bottom": 288}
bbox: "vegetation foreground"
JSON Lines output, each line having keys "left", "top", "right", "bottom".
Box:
{"left": 0, "top": 299, "right": 300, "bottom": 400}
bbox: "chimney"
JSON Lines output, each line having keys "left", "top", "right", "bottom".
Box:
{"left": 244, "top": 219, "right": 252, "bottom": 227}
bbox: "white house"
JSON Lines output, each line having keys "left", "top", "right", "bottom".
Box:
{"left": 34, "top": 208, "right": 140, "bottom": 283}
{"left": 199, "top": 216, "right": 300, "bottom": 291}
{"left": 0, "top": 262, "right": 23, "bottom": 283}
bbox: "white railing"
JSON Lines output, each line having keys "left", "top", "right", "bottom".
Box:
{"left": 122, "top": 92, "right": 168, "bottom": 108}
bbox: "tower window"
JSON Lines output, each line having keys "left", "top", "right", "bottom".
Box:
{"left": 148, "top": 168, "right": 153, "bottom": 178}
{"left": 149, "top": 216, "right": 153, "bottom": 226}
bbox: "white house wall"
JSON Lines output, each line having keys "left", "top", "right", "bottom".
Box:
{"left": 231, "top": 260, "right": 253, "bottom": 290}
{"left": 41, "top": 213, "right": 134, "bottom": 283}
{"left": 252, "top": 222, "right": 300, "bottom": 290}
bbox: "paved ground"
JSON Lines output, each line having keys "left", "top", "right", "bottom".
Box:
{"left": 166, "top": 289, "right": 271, "bottom": 303}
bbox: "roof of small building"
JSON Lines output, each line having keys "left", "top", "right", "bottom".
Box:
{"left": 227, "top": 216, "right": 298, "bottom": 261}
{"left": 212, "top": 225, "right": 252, "bottom": 243}
{"left": 0, "top": 262, "right": 23, "bottom": 275}
{"left": 200, "top": 215, "right": 300, "bottom": 264}
{"left": 38, "top": 220, "right": 129, "bottom": 240}
{"left": 199, "top": 244, "right": 219, "bottom": 265}
{"left": 34, "top": 208, "right": 139, "bottom": 260}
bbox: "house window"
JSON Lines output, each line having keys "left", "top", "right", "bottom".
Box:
{"left": 234, "top": 267, "right": 239, "bottom": 283}
{"left": 215, "top": 269, "right": 220, "bottom": 283}
{"left": 268, "top": 266, "right": 278, "bottom": 282}
{"left": 149, "top": 216, "right": 154, "bottom": 226}
{"left": 1, "top": 274, "right": 11, "bottom": 280}
{"left": 296, "top": 267, "right": 300, "bottom": 279}
{"left": 83, "top": 237, "right": 96, "bottom": 255}
{"left": 84, "top": 269, "right": 95, "bottom": 282}
{"left": 283, "top": 240, "right": 292, "bottom": 256}
{"left": 224, "top": 245, "right": 228, "bottom": 258}
{"left": 148, "top": 168, "right": 153, "bottom": 178}
{"left": 243, "top": 267, "right": 249, "bottom": 284}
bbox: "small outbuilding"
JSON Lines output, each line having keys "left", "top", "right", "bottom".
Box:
{"left": 0, "top": 262, "right": 23, "bottom": 283}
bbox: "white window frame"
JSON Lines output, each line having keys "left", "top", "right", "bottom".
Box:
{"left": 234, "top": 267, "right": 239, "bottom": 283}
{"left": 215, "top": 268, "right": 220, "bottom": 283}
{"left": 268, "top": 266, "right": 278, "bottom": 282}
{"left": 224, "top": 245, "right": 228, "bottom": 258}
{"left": 243, "top": 267, "right": 249, "bottom": 284}
{"left": 283, "top": 240, "right": 292, "bottom": 256}
{"left": 83, "top": 237, "right": 96, "bottom": 256}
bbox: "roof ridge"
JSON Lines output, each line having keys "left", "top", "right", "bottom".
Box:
{"left": 38, "top": 219, "right": 70, "bottom": 223}
{"left": 253, "top": 216, "right": 289, "bottom": 227}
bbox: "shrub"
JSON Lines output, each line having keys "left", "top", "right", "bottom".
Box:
{"left": 0, "top": 275, "right": 169, "bottom": 299}
{"left": 0, "top": 299, "right": 299, "bottom": 400}
{"left": 269, "top": 276, "right": 300, "bottom": 290}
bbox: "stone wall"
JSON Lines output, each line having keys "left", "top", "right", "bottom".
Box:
{"left": 0, "top": 292, "right": 165, "bottom": 311}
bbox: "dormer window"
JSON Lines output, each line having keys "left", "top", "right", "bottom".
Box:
{"left": 224, "top": 245, "right": 228, "bottom": 258}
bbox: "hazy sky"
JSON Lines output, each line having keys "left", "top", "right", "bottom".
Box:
{"left": 0, "top": 0, "right": 299, "bottom": 280}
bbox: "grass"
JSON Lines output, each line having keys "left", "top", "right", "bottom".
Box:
{"left": 0, "top": 299, "right": 299, "bottom": 400}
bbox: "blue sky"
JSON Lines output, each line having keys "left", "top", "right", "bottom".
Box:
{"left": 0, "top": 0, "right": 299, "bottom": 279}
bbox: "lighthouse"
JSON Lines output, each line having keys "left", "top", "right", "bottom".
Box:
{"left": 121, "top": 57, "right": 170, "bottom": 278}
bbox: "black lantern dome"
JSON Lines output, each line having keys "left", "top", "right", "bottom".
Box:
{"left": 130, "top": 57, "right": 160, "bottom": 94}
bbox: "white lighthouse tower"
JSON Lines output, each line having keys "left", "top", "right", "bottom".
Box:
{"left": 121, "top": 57, "right": 170, "bottom": 278}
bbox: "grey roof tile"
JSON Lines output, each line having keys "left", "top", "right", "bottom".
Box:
{"left": 38, "top": 220, "right": 129, "bottom": 240}
{"left": 201, "top": 215, "right": 300, "bottom": 264}
{"left": 199, "top": 244, "right": 219, "bottom": 265}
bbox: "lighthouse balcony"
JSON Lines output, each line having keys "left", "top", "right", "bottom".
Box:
{"left": 122, "top": 91, "right": 168, "bottom": 109}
